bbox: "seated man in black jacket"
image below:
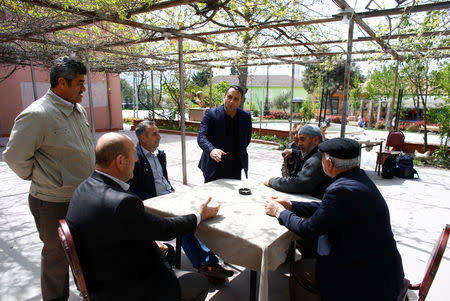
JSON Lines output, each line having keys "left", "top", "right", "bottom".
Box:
{"left": 129, "top": 120, "right": 233, "bottom": 283}
{"left": 265, "top": 124, "right": 331, "bottom": 200}
{"left": 66, "top": 132, "right": 217, "bottom": 301}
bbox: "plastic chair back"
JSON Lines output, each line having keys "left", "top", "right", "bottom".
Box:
{"left": 58, "top": 219, "right": 90, "bottom": 301}
{"left": 385, "top": 131, "right": 405, "bottom": 151}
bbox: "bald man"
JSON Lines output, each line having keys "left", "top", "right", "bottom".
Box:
{"left": 66, "top": 133, "right": 216, "bottom": 301}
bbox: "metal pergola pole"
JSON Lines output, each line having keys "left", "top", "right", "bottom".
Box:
{"left": 178, "top": 36, "right": 187, "bottom": 185}
{"left": 289, "top": 63, "right": 295, "bottom": 141}
{"left": 84, "top": 50, "right": 96, "bottom": 139}
{"left": 151, "top": 69, "right": 155, "bottom": 120}
{"left": 106, "top": 72, "right": 112, "bottom": 130}
{"left": 133, "top": 72, "right": 137, "bottom": 118}
{"left": 29, "top": 58, "right": 38, "bottom": 101}
{"left": 209, "top": 67, "right": 213, "bottom": 108}
{"left": 340, "top": 13, "right": 354, "bottom": 138}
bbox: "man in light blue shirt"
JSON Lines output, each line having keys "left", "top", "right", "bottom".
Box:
{"left": 129, "top": 120, "right": 234, "bottom": 283}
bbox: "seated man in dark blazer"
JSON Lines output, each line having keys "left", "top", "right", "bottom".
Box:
{"left": 197, "top": 85, "right": 252, "bottom": 183}
{"left": 66, "top": 132, "right": 218, "bottom": 301}
{"left": 265, "top": 124, "right": 331, "bottom": 200}
{"left": 129, "top": 120, "right": 233, "bottom": 282}
{"left": 265, "top": 138, "right": 405, "bottom": 301}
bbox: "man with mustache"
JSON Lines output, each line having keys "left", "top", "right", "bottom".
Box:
{"left": 3, "top": 56, "right": 95, "bottom": 301}
{"left": 265, "top": 124, "right": 331, "bottom": 200}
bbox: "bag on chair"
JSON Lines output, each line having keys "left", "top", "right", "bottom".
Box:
{"left": 381, "top": 154, "right": 396, "bottom": 179}
{"left": 290, "top": 259, "right": 321, "bottom": 301}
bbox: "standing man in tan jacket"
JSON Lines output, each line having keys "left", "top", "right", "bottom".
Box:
{"left": 3, "top": 56, "right": 95, "bottom": 301}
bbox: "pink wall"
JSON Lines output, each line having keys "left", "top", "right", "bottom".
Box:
{"left": 0, "top": 64, "right": 123, "bottom": 136}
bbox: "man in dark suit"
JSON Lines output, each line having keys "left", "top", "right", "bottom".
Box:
{"left": 265, "top": 138, "right": 405, "bottom": 301}
{"left": 197, "top": 85, "right": 252, "bottom": 182}
{"left": 128, "top": 120, "right": 174, "bottom": 200}
{"left": 129, "top": 120, "right": 233, "bottom": 282}
{"left": 66, "top": 132, "right": 217, "bottom": 301}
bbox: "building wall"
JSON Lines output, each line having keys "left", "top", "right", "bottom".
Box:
{"left": 0, "top": 64, "right": 123, "bottom": 136}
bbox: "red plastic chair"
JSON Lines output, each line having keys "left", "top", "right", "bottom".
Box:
{"left": 400, "top": 224, "right": 450, "bottom": 301}
{"left": 375, "top": 131, "right": 405, "bottom": 175}
{"left": 58, "top": 219, "right": 90, "bottom": 301}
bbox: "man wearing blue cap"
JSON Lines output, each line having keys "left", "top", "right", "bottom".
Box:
{"left": 265, "top": 138, "right": 405, "bottom": 301}
{"left": 264, "top": 124, "right": 331, "bottom": 199}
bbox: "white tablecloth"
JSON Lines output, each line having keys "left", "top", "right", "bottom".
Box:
{"left": 143, "top": 178, "right": 318, "bottom": 301}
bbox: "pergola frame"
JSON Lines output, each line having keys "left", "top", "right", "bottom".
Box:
{"left": 1, "top": 0, "right": 448, "bottom": 71}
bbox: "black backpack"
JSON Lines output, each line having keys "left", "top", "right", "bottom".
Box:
{"left": 395, "top": 154, "right": 419, "bottom": 179}
{"left": 381, "top": 154, "right": 396, "bottom": 179}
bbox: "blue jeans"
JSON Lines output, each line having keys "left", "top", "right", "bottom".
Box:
{"left": 181, "top": 234, "right": 218, "bottom": 269}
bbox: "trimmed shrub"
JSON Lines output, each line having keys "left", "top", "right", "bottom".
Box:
{"left": 375, "top": 119, "right": 386, "bottom": 129}
{"left": 406, "top": 123, "right": 420, "bottom": 132}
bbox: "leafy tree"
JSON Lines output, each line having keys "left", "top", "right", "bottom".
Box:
{"left": 299, "top": 99, "right": 316, "bottom": 123}
{"left": 375, "top": 8, "right": 449, "bottom": 150}
{"left": 272, "top": 92, "right": 291, "bottom": 112}
{"left": 303, "top": 60, "right": 361, "bottom": 95}
{"left": 428, "top": 62, "right": 450, "bottom": 166}
{"left": 349, "top": 73, "right": 362, "bottom": 115}
{"left": 210, "top": 81, "right": 229, "bottom": 107}
{"left": 401, "top": 57, "right": 441, "bottom": 151}
{"left": 303, "top": 59, "right": 363, "bottom": 115}
{"left": 191, "top": 69, "right": 211, "bottom": 88}
{"left": 120, "top": 78, "right": 134, "bottom": 109}
{"left": 365, "top": 65, "right": 399, "bottom": 101}
{"left": 205, "top": 1, "right": 312, "bottom": 98}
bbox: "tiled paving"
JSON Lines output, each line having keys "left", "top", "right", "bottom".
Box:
{"left": 0, "top": 128, "right": 448, "bottom": 301}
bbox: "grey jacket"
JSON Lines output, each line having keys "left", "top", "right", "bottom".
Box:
{"left": 269, "top": 147, "right": 331, "bottom": 199}
{"left": 3, "top": 90, "right": 95, "bottom": 202}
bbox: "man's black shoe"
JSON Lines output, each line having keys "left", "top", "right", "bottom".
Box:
{"left": 198, "top": 263, "right": 234, "bottom": 279}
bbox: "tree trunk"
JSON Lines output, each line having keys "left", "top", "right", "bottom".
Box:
{"left": 368, "top": 100, "right": 374, "bottom": 127}
{"left": 386, "top": 101, "right": 393, "bottom": 131}
{"left": 359, "top": 99, "right": 365, "bottom": 119}
{"left": 237, "top": 63, "right": 248, "bottom": 111}
{"left": 421, "top": 94, "right": 429, "bottom": 152}
{"left": 377, "top": 100, "right": 382, "bottom": 122}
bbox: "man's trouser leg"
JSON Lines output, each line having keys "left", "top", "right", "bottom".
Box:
{"left": 181, "top": 234, "right": 218, "bottom": 269}
{"left": 175, "top": 269, "right": 208, "bottom": 301}
{"left": 29, "top": 194, "right": 69, "bottom": 301}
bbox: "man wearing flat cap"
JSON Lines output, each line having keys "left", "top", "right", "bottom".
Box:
{"left": 265, "top": 138, "right": 405, "bottom": 301}
{"left": 264, "top": 124, "right": 331, "bottom": 199}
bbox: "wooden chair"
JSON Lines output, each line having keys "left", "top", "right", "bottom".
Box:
{"left": 58, "top": 219, "right": 90, "bottom": 301}
{"left": 399, "top": 224, "right": 450, "bottom": 301}
{"left": 375, "top": 131, "right": 405, "bottom": 175}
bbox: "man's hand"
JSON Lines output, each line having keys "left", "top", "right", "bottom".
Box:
{"left": 199, "top": 197, "right": 220, "bottom": 222}
{"left": 270, "top": 196, "right": 292, "bottom": 211}
{"left": 264, "top": 178, "right": 270, "bottom": 187}
{"left": 156, "top": 241, "right": 168, "bottom": 255}
{"left": 265, "top": 200, "right": 285, "bottom": 217}
{"left": 210, "top": 148, "right": 226, "bottom": 163}
{"left": 281, "top": 148, "right": 293, "bottom": 159}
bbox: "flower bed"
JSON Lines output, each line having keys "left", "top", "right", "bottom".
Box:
{"left": 262, "top": 111, "right": 304, "bottom": 120}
